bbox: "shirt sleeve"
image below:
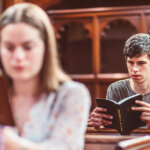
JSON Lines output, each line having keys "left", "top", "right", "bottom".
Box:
{"left": 106, "top": 83, "right": 122, "bottom": 102}
{"left": 42, "top": 82, "right": 91, "bottom": 150}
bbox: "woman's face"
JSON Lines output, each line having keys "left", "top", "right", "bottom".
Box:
{"left": 0, "top": 23, "right": 45, "bottom": 82}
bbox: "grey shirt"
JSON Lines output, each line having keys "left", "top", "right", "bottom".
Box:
{"left": 106, "top": 79, "right": 150, "bottom": 103}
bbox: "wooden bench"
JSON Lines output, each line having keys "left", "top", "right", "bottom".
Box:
{"left": 85, "top": 127, "right": 150, "bottom": 150}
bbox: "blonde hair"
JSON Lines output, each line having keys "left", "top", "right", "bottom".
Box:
{"left": 0, "top": 3, "right": 70, "bottom": 92}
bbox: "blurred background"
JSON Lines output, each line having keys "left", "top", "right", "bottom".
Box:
{"left": 1, "top": 0, "right": 150, "bottom": 109}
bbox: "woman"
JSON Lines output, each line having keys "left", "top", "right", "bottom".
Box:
{"left": 0, "top": 3, "right": 91, "bottom": 150}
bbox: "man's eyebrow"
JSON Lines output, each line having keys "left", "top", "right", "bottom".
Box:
{"left": 137, "top": 60, "right": 147, "bottom": 62}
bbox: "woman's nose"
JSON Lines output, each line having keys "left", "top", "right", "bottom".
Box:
{"left": 13, "top": 47, "right": 26, "bottom": 60}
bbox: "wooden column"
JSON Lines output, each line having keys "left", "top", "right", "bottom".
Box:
{"left": 92, "top": 15, "right": 100, "bottom": 106}
{"left": 140, "top": 13, "right": 147, "bottom": 33}
{"left": 92, "top": 16, "right": 100, "bottom": 74}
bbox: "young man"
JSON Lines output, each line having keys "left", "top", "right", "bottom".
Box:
{"left": 90, "top": 33, "right": 150, "bottom": 128}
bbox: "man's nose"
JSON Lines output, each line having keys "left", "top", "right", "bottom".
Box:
{"left": 132, "top": 64, "right": 139, "bottom": 72}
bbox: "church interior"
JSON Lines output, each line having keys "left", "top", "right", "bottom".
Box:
{"left": 1, "top": 0, "right": 150, "bottom": 149}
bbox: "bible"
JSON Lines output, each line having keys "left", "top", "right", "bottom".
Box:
{"left": 96, "top": 94, "right": 146, "bottom": 135}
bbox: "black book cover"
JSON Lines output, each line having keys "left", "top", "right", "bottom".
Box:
{"left": 96, "top": 94, "right": 146, "bottom": 135}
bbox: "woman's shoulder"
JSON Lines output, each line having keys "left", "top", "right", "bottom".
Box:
{"left": 60, "top": 80, "right": 88, "bottom": 91}
{"left": 57, "top": 80, "right": 91, "bottom": 100}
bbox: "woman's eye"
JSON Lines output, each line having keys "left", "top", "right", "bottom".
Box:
{"left": 2, "top": 43, "right": 14, "bottom": 51}
{"left": 24, "top": 45, "right": 32, "bottom": 51}
{"left": 6, "top": 46, "right": 15, "bottom": 51}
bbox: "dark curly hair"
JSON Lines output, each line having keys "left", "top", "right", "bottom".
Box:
{"left": 124, "top": 33, "right": 150, "bottom": 59}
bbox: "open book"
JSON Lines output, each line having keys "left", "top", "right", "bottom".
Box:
{"left": 96, "top": 94, "right": 146, "bottom": 135}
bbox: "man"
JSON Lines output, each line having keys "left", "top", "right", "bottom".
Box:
{"left": 90, "top": 33, "right": 150, "bottom": 128}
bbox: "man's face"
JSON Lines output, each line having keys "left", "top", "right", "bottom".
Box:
{"left": 127, "top": 54, "right": 150, "bottom": 84}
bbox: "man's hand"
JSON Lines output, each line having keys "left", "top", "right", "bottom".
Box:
{"left": 90, "top": 107, "right": 113, "bottom": 127}
{"left": 132, "top": 100, "right": 150, "bottom": 128}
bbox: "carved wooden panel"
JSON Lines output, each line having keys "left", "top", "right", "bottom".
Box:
{"left": 48, "top": 6, "right": 150, "bottom": 109}
{"left": 56, "top": 20, "right": 93, "bottom": 74}
{"left": 100, "top": 19, "right": 137, "bottom": 73}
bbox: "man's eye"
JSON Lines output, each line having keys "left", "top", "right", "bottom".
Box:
{"left": 138, "top": 62, "right": 145, "bottom": 65}
{"left": 128, "top": 61, "right": 134, "bottom": 65}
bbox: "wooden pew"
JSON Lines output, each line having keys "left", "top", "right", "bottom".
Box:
{"left": 85, "top": 126, "right": 150, "bottom": 150}
{"left": 85, "top": 134, "right": 150, "bottom": 150}
{"left": 86, "top": 126, "right": 150, "bottom": 135}
{"left": 85, "top": 134, "right": 134, "bottom": 150}
{"left": 116, "top": 135, "right": 150, "bottom": 150}
{"left": 87, "top": 120, "right": 150, "bottom": 135}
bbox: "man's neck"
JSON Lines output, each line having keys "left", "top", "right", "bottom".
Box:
{"left": 130, "top": 79, "right": 150, "bottom": 95}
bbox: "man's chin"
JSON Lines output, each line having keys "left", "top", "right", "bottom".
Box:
{"left": 132, "top": 78, "right": 143, "bottom": 84}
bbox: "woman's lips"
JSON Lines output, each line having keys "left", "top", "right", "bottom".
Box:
{"left": 13, "top": 66, "right": 25, "bottom": 71}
